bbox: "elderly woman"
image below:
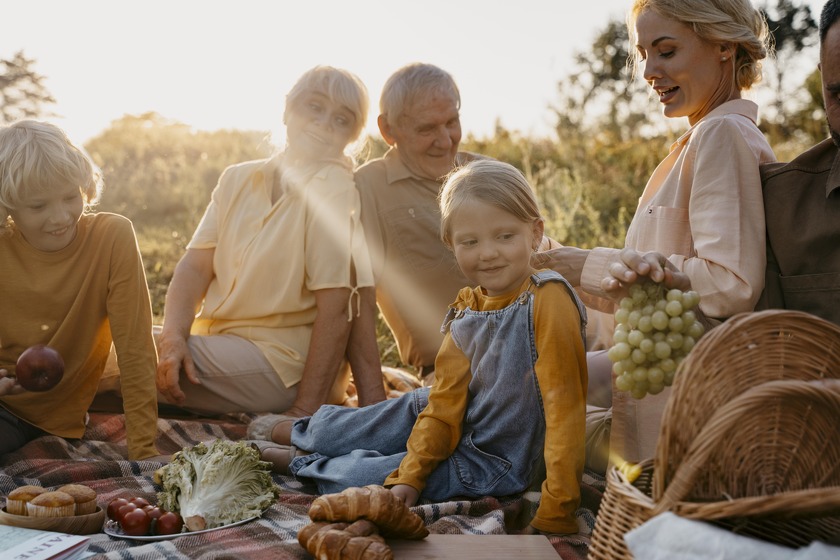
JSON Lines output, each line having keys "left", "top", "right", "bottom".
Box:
{"left": 156, "top": 66, "right": 386, "bottom": 419}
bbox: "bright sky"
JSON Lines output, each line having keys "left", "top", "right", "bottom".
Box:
{"left": 4, "top": 0, "right": 827, "bottom": 146}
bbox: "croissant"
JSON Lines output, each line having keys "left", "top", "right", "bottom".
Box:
{"left": 298, "top": 520, "right": 393, "bottom": 560}
{"left": 308, "top": 485, "right": 428, "bottom": 539}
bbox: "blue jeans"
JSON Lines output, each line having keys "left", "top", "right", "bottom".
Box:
{"left": 290, "top": 388, "right": 437, "bottom": 494}
{"left": 290, "top": 388, "right": 511, "bottom": 499}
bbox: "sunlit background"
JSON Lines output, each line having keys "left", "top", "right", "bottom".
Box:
{"left": 9, "top": 0, "right": 823, "bottom": 146}
{"left": 3, "top": 0, "right": 829, "bottom": 366}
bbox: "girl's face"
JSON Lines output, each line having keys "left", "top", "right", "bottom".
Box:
{"left": 286, "top": 91, "right": 358, "bottom": 162}
{"left": 635, "top": 9, "right": 736, "bottom": 125}
{"left": 449, "top": 199, "right": 543, "bottom": 297}
{"left": 8, "top": 183, "right": 84, "bottom": 252}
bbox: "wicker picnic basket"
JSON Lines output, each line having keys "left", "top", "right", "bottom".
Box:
{"left": 588, "top": 310, "right": 840, "bottom": 560}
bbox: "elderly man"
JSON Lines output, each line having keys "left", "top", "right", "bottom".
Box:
{"left": 757, "top": 0, "right": 840, "bottom": 325}
{"left": 354, "top": 63, "right": 475, "bottom": 383}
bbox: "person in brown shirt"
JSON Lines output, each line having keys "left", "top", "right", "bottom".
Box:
{"left": 757, "top": 0, "right": 840, "bottom": 325}
{"left": 354, "top": 63, "right": 476, "bottom": 384}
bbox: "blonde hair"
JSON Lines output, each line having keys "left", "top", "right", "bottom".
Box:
{"left": 628, "top": 0, "right": 771, "bottom": 90}
{"left": 0, "top": 120, "right": 102, "bottom": 230}
{"left": 439, "top": 159, "right": 541, "bottom": 247}
{"left": 380, "top": 63, "right": 460, "bottom": 127}
{"left": 284, "top": 65, "right": 369, "bottom": 147}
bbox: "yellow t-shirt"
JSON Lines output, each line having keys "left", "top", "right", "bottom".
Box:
{"left": 188, "top": 156, "right": 374, "bottom": 387}
{"left": 0, "top": 213, "right": 159, "bottom": 460}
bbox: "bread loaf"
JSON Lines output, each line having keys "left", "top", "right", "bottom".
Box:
{"left": 308, "top": 485, "right": 428, "bottom": 539}
{"left": 298, "top": 520, "right": 393, "bottom": 560}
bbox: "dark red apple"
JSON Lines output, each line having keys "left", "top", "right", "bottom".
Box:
{"left": 107, "top": 497, "right": 130, "bottom": 521}
{"left": 15, "top": 345, "right": 65, "bottom": 392}
{"left": 154, "top": 511, "right": 184, "bottom": 535}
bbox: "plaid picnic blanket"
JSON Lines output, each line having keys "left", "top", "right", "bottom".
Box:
{"left": 0, "top": 411, "right": 604, "bottom": 559}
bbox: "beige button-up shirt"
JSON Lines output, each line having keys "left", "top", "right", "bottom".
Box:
{"left": 581, "top": 100, "right": 776, "bottom": 463}
{"left": 188, "top": 156, "right": 374, "bottom": 387}
{"left": 582, "top": 99, "right": 776, "bottom": 321}
{"left": 355, "top": 149, "right": 477, "bottom": 369}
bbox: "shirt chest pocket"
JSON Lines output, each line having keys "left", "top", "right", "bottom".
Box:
{"left": 779, "top": 272, "right": 840, "bottom": 325}
{"left": 383, "top": 205, "right": 452, "bottom": 272}
{"left": 631, "top": 205, "right": 693, "bottom": 257}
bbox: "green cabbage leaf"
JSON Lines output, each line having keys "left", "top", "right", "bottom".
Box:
{"left": 157, "top": 439, "right": 279, "bottom": 531}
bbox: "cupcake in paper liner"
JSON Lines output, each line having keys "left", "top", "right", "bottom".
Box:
{"left": 26, "top": 491, "right": 75, "bottom": 517}
{"left": 58, "top": 484, "right": 98, "bottom": 515}
{"left": 5, "top": 485, "right": 47, "bottom": 516}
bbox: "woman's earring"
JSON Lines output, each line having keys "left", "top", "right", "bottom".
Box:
{"left": 721, "top": 56, "right": 728, "bottom": 62}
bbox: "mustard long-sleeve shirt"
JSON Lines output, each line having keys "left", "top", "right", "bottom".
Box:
{"left": 385, "top": 274, "right": 587, "bottom": 533}
{"left": 1, "top": 213, "right": 159, "bottom": 460}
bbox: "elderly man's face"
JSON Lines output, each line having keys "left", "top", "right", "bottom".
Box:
{"left": 380, "top": 92, "right": 461, "bottom": 181}
{"left": 822, "top": 21, "right": 840, "bottom": 145}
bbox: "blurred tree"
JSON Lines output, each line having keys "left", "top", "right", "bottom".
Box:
{"left": 545, "top": 18, "right": 675, "bottom": 249}
{"left": 552, "top": 19, "right": 660, "bottom": 144}
{"left": 85, "top": 112, "right": 272, "bottom": 318}
{"left": 761, "top": 0, "right": 818, "bottom": 124}
{"left": 795, "top": 67, "right": 829, "bottom": 143}
{"left": 0, "top": 51, "right": 56, "bottom": 123}
{"left": 766, "top": 67, "right": 827, "bottom": 160}
{"left": 87, "top": 112, "right": 271, "bottom": 228}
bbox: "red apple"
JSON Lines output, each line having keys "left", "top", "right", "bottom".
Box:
{"left": 107, "top": 497, "right": 130, "bottom": 521}
{"left": 15, "top": 345, "right": 64, "bottom": 392}
{"left": 129, "top": 497, "right": 151, "bottom": 509}
{"left": 120, "top": 507, "right": 152, "bottom": 536}
{"left": 154, "top": 511, "right": 184, "bottom": 535}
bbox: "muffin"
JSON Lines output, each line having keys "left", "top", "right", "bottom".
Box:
{"left": 5, "top": 485, "right": 47, "bottom": 516}
{"left": 58, "top": 484, "right": 98, "bottom": 515}
{"left": 26, "top": 490, "right": 75, "bottom": 518}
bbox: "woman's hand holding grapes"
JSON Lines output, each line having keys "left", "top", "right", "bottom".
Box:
{"left": 601, "top": 248, "right": 692, "bottom": 301}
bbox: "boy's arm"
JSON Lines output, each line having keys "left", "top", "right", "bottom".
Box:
{"left": 383, "top": 333, "right": 471, "bottom": 493}
{"left": 531, "top": 283, "right": 587, "bottom": 534}
{"left": 106, "top": 219, "right": 160, "bottom": 460}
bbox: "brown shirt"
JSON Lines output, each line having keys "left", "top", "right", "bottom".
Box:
{"left": 757, "top": 138, "right": 840, "bottom": 325}
{"left": 354, "top": 149, "right": 478, "bottom": 368}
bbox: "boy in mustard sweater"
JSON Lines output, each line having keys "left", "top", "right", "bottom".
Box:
{"left": 0, "top": 120, "right": 161, "bottom": 461}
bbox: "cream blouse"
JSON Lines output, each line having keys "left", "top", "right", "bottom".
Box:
{"left": 581, "top": 99, "right": 776, "bottom": 320}
{"left": 188, "top": 155, "right": 374, "bottom": 387}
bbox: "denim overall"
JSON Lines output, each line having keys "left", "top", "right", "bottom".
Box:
{"left": 289, "top": 270, "right": 586, "bottom": 499}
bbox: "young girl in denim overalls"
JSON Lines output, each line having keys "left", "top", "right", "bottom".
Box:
{"left": 252, "top": 159, "right": 588, "bottom": 534}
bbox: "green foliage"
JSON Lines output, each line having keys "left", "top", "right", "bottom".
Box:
{"left": 86, "top": 112, "right": 272, "bottom": 319}
{"left": 761, "top": 0, "right": 819, "bottom": 121}
{"left": 0, "top": 51, "right": 55, "bottom": 123}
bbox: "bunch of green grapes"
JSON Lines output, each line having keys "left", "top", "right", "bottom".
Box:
{"left": 607, "top": 282, "right": 705, "bottom": 399}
